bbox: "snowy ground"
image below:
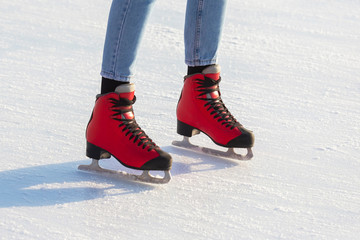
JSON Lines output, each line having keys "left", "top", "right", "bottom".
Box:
{"left": 1, "top": 0, "right": 359, "bottom": 239}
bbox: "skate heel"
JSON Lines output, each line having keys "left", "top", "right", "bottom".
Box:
{"left": 177, "top": 120, "right": 200, "bottom": 137}
{"left": 86, "top": 141, "right": 111, "bottom": 160}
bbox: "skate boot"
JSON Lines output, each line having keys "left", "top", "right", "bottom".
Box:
{"left": 172, "top": 64, "right": 254, "bottom": 160}
{"left": 79, "top": 83, "right": 172, "bottom": 183}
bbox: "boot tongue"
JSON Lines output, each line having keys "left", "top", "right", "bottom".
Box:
{"left": 202, "top": 64, "right": 221, "bottom": 99}
{"left": 202, "top": 65, "right": 231, "bottom": 121}
{"left": 115, "top": 83, "right": 135, "bottom": 101}
{"left": 114, "top": 83, "right": 135, "bottom": 120}
{"left": 202, "top": 64, "right": 221, "bottom": 81}
{"left": 113, "top": 83, "right": 147, "bottom": 142}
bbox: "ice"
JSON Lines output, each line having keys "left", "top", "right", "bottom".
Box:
{"left": 0, "top": 0, "right": 359, "bottom": 239}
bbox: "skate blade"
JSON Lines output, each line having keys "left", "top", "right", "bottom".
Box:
{"left": 78, "top": 159, "right": 171, "bottom": 184}
{"left": 172, "top": 137, "right": 253, "bottom": 161}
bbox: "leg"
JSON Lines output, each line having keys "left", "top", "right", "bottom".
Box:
{"left": 83, "top": 0, "right": 173, "bottom": 183}
{"left": 101, "top": 0, "right": 155, "bottom": 82}
{"left": 175, "top": 0, "right": 255, "bottom": 158}
{"left": 184, "top": 0, "right": 227, "bottom": 67}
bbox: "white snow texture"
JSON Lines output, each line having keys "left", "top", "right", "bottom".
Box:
{"left": 0, "top": 0, "right": 359, "bottom": 239}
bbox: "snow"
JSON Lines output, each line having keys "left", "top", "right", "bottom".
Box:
{"left": 1, "top": 0, "right": 359, "bottom": 239}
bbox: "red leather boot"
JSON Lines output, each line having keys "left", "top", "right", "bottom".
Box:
{"left": 81, "top": 83, "right": 172, "bottom": 183}
{"left": 175, "top": 65, "right": 254, "bottom": 159}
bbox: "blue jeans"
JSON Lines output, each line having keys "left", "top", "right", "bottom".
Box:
{"left": 101, "top": 0, "right": 227, "bottom": 81}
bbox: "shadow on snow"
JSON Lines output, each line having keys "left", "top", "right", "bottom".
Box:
{"left": 0, "top": 146, "right": 241, "bottom": 208}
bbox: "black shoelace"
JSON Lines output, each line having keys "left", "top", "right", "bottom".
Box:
{"left": 109, "top": 96, "right": 157, "bottom": 151}
{"left": 195, "top": 76, "right": 241, "bottom": 130}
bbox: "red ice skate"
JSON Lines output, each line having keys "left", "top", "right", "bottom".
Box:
{"left": 173, "top": 64, "right": 254, "bottom": 160}
{"left": 79, "top": 83, "right": 172, "bottom": 183}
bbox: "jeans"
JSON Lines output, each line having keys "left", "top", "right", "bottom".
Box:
{"left": 101, "top": 0, "right": 227, "bottom": 81}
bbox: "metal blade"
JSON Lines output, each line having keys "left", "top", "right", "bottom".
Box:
{"left": 78, "top": 159, "right": 171, "bottom": 184}
{"left": 172, "top": 137, "right": 253, "bottom": 160}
